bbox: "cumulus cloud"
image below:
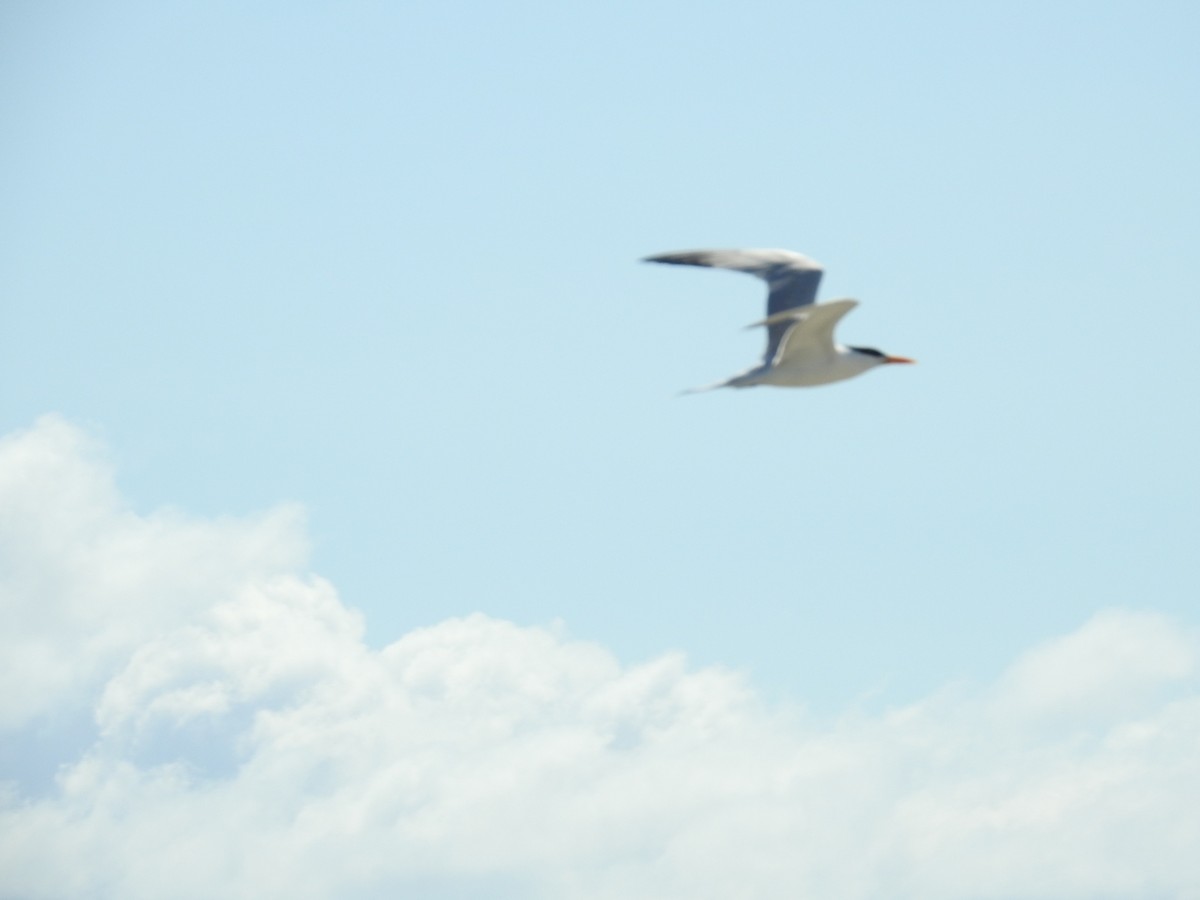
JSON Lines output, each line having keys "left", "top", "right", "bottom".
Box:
{"left": 0, "top": 416, "right": 308, "bottom": 732}
{"left": 2, "top": 416, "right": 1200, "bottom": 899}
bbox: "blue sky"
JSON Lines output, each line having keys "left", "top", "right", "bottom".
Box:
{"left": 4, "top": 0, "right": 1200, "bottom": 695}
{"left": 4, "top": 1, "right": 1199, "bottom": 703}
{"left": 3, "top": 4, "right": 1200, "bottom": 895}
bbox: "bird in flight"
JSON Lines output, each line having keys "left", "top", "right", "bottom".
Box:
{"left": 643, "top": 248, "right": 914, "bottom": 392}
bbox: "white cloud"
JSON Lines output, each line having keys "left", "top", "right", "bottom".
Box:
{"left": 0, "top": 415, "right": 308, "bottom": 732}
{"left": 993, "top": 609, "right": 1196, "bottom": 724}
{"left": 2, "top": 416, "right": 1200, "bottom": 899}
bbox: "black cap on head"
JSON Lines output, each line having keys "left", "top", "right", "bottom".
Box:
{"left": 849, "top": 346, "right": 885, "bottom": 358}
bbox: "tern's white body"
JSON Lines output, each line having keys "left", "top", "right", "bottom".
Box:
{"left": 643, "top": 248, "right": 913, "bottom": 391}
{"left": 726, "top": 345, "right": 883, "bottom": 388}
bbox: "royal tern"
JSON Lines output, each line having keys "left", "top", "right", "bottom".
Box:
{"left": 644, "top": 248, "right": 915, "bottom": 391}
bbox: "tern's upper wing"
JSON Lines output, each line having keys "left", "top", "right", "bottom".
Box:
{"left": 771, "top": 299, "right": 859, "bottom": 366}
{"left": 643, "top": 248, "right": 824, "bottom": 362}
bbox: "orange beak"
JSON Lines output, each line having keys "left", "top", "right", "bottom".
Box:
{"left": 883, "top": 355, "right": 916, "bottom": 365}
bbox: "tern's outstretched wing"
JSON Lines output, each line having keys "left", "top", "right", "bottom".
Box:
{"left": 643, "top": 248, "right": 824, "bottom": 363}
{"left": 770, "top": 299, "right": 859, "bottom": 367}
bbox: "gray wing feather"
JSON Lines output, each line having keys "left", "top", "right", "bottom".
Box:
{"left": 772, "top": 299, "right": 859, "bottom": 365}
{"left": 643, "top": 248, "right": 824, "bottom": 363}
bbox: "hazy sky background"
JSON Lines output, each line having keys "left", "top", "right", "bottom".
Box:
{"left": 3, "top": 2, "right": 1200, "bottom": 896}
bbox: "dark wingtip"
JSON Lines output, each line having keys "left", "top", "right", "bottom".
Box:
{"left": 641, "top": 251, "right": 709, "bottom": 267}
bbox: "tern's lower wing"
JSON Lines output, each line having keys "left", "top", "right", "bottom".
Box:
{"left": 771, "top": 299, "right": 859, "bottom": 366}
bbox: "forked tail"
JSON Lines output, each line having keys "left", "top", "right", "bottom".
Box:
{"left": 677, "top": 381, "right": 726, "bottom": 396}
{"left": 677, "top": 374, "right": 756, "bottom": 395}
